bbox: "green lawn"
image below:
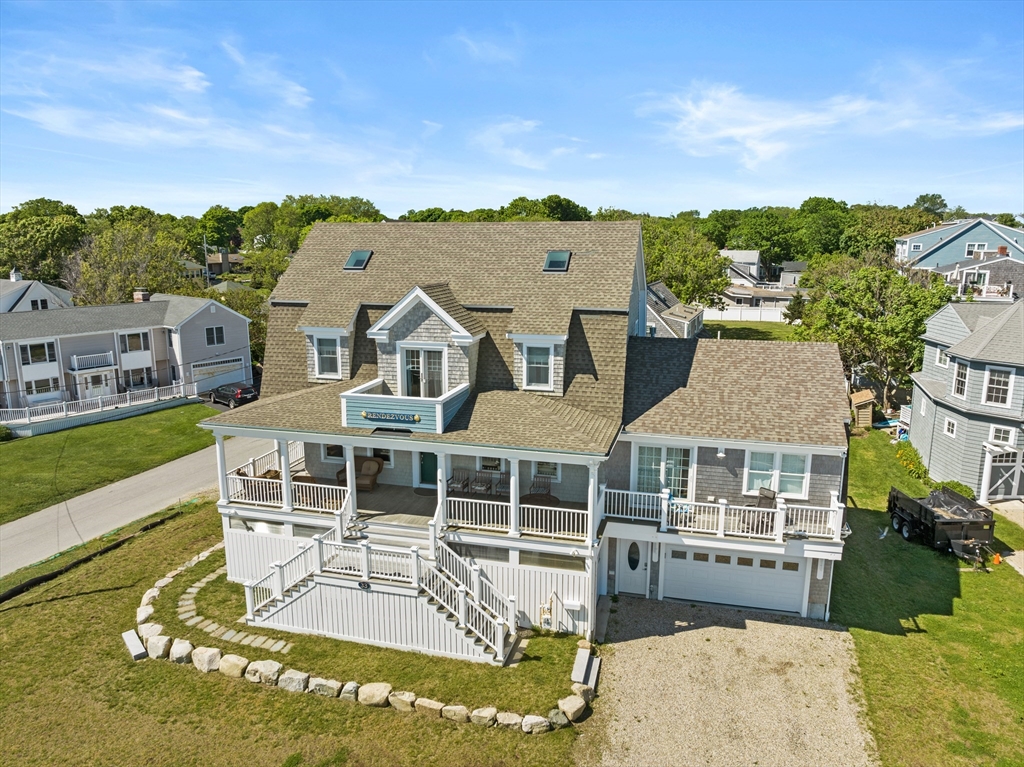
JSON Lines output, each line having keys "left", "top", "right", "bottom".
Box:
{"left": 0, "top": 500, "right": 581, "bottom": 766}
{"left": 703, "top": 320, "right": 799, "bottom": 341}
{"left": 835, "top": 430, "right": 1024, "bottom": 767}
{"left": 0, "top": 403, "right": 217, "bottom": 526}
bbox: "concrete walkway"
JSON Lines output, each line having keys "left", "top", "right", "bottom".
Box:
{"left": 0, "top": 436, "right": 271, "bottom": 577}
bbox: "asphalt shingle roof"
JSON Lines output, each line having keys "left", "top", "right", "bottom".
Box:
{"left": 417, "top": 283, "right": 487, "bottom": 338}
{"left": 947, "top": 301, "right": 1017, "bottom": 332}
{"left": 622, "top": 337, "right": 849, "bottom": 448}
{"left": 946, "top": 300, "right": 1024, "bottom": 366}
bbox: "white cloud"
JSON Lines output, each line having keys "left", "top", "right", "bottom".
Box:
{"left": 452, "top": 30, "right": 519, "bottom": 64}
{"left": 422, "top": 120, "right": 443, "bottom": 136}
{"left": 471, "top": 118, "right": 576, "bottom": 170}
{"left": 0, "top": 50, "right": 210, "bottom": 96}
{"left": 221, "top": 41, "right": 312, "bottom": 109}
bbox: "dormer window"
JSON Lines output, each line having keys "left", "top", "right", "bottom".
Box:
{"left": 344, "top": 250, "right": 373, "bottom": 270}
{"left": 524, "top": 345, "right": 553, "bottom": 390}
{"left": 544, "top": 250, "right": 571, "bottom": 272}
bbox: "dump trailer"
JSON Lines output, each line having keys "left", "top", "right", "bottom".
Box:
{"left": 887, "top": 487, "right": 995, "bottom": 564}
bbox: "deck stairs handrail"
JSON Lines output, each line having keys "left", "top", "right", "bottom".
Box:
{"left": 435, "top": 540, "right": 515, "bottom": 627}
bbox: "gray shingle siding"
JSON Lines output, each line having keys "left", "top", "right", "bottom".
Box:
{"left": 377, "top": 302, "right": 472, "bottom": 393}
{"left": 694, "top": 446, "right": 746, "bottom": 504}
{"left": 806, "top": 559, "right": 832, "bottom": 620}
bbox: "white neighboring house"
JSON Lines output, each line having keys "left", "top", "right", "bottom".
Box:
{"left": 201, "top": 222, "right": 851, "bottom": 666}
{"left": 1, "top": 269, "right": 74, "bottom": 312}
{"left": 0, "top": 288, "right": 251, "bottom": 409}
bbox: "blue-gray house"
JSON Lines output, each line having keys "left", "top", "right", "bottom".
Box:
{"left": 908, "top": 300, "right": 1024, "bottom": 503}
{"left": 896, "top": 218, "right": 1024, "bottom": 271}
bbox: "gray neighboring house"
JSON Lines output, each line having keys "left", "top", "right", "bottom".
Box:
{"left": 895, "top": 218, "right": 1024, "bottom": 270}
{"left": 936, "top": 255, "right": 1023, "bottom": 302}
{"left": 908, "top": 300, "right": 1024, "bottom": 502}
{"left": 645, "top": 281, "right": 704, "bottom": 338}
{"left": 0, "top": 289, "right": 251, "bottom": 408}
{"left": 1, "top": 270, "right": 74, "bottom": 312}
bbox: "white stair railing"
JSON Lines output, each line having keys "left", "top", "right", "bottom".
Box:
{"left": 435, "top": 540, "right": 514, "bottom": 627}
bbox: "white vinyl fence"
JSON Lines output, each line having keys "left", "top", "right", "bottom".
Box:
{"left": 0, "top": 383, "right": 198, "bottom": 425}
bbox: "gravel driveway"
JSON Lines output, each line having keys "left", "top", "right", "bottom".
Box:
{"left": 592, "top": 598, "right": 877, "bottom": 767}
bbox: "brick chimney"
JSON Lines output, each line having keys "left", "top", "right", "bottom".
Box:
{"left": 997, "top": 245, "right": 1008, "bottom": 255}
{"left": 133, "top": 288, "right": 150, "bottom": 303}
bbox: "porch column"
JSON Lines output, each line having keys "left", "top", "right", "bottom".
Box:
{"left": 277, "top": 440, "right": 293, "bottom": 512}
{"left": 587, "top": 461, "right": 599, "bottom": 542}
{"left": 215, "top": 434, "right": 228, "bottom": 503}
{"left": 345, "top": 446, "right": 358, "bottom": 518}
{"left": 979, "top": 447, "right": 994, "bottom": 505}
{"left": 508, "top": 459, "right": 521, "bottom": 537}
{"left": 436, "top": 452, "right": 448, "bottom": 526}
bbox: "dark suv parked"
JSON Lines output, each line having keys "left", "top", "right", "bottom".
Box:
{"left": 210, "top": 383, "right": 258, "bottom": 409}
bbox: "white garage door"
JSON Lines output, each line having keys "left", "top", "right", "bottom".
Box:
{"left": 662, "top": 545, "right": 805, "bottom": 614}
{"left": 191, "top": 357, "right": 247, "bottom": 392}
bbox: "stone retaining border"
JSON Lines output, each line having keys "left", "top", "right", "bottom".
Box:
{"left": 129, "top": 544, "right": 596, "bottom": 735}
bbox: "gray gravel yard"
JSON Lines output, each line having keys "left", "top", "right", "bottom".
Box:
{"left": 593, "top": 598, "right": 877, "bottom": 767}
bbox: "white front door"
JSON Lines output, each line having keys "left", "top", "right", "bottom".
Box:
{"left": 617, "top": 539, "right": 649, "bottom": 595}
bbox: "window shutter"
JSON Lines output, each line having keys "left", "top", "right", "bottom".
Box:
{"left": 20, "top": 345, "right": 29, "bottom": 365}
{"left": 47, "top": 342, "right": 57, "bottom": 362}
{"left": 120, "top": 335, "right": 128, "bottom": 354}
{"left": 142, "top": 332, "right": 150, "bottom": 351}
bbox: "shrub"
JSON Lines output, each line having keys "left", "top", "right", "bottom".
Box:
{"left": 933, "top": 480, "right": 976, "bottom": 501}
{"left": 895, "top": 442, "right": 929, "bottom": 481}
{"left": 0, "top": 425, "right": 14, "bottom": 442}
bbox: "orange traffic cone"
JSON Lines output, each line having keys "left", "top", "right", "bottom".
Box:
{"left": 992, "top": 553, "right": 1002, "bottom": 565}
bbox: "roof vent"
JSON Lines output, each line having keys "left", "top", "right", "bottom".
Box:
{"left": 544, "top": 250, "right": 571, "bottom": 272}
{"left": 9, "top": 268, "right": 22, "bottom": 282}
{"left": 344, "top": 250, "right": 373, "bottom": 271}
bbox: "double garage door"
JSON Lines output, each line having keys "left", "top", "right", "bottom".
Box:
{"left": 190, "top": 357, "right": 247, "bottom": 393}
{"left": 662, "top": 544, "right": 805, "bottom": 614}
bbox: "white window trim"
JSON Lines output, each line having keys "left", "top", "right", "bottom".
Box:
{"left": 911, "top": 243, "right": 923, "bottom": 252}
{"left": 314, "top": 336, "right": 343, "bottom": 379}
{"left": 205, "top": 326, "right": 225, "bottom": 347}
{"left": 952, "top": 362, "right": 969, "bottom": 400}
{"left": 741, "top": 450, "right": 811, "bottom": 500}
{"left": 966, "top": 242, "right": 988, "bottom": 256}
{"left": 362, "top": 446, "right": 395, "bottom": 469}
{"left": 989, "top": 424, "right": 1016, "bottom": 446}
{"left": 935, "top": 346, "right": 949, "bottom": 368}
{"left": 396, "top": 341, "right": 449, "bottom": 398}
{"left": 919, "top": 394, "right": 927, "bottom": 417}
{"left": 522, "top": 343, "right": 555, "bottom": 392}
{"left": 944, "top": 418, "right": 957, "bottom": 438}
{"left": 631, "top": 443, "right": 694, "bottom": 500}
{"left": 476, "top": 456, "right": 507, "bottom": 473}
{"left": 532, "top": 460, "right": 562, "bottom": 484}
{"left": 982, "top": 365, "right": 1014, "bottom": 409}
{"left": 321, "top": 444, "right": 346, "bottom": 464}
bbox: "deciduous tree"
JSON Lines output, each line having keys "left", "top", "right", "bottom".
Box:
{"left": 644, "top": 219, "right": 731, "bottom": 307}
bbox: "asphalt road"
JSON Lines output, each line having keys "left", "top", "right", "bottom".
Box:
{"left": 0, "top": 435, "right": 271, "bottom": 577}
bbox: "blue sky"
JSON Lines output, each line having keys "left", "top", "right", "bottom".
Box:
{"left": 1, "top": 1, "right": 1022, "bottom": 218}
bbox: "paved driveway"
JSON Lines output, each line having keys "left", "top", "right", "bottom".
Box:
{"left": 594, "top": 598, "right": 877, "bottom": 767}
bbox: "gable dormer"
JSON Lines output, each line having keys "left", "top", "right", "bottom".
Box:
{"left": 366, "top": 283, "right": 486, "bottom": 395}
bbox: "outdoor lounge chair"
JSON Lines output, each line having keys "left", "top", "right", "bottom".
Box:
{"left": 529, "top": 474, "right": 552, "bottom": 495}
{"left": 494, "top": 471, "right": 510, "bottom": 496}
{"left": 746, "top": 487, "right": 777, "bottom": 508}
{"left": 447, "top": 468, "right": 471, "bottom": 494}
{"left": 335, "top": 455, "right": 384, "bottom": 492}
{"left": 470, "top": 471, "right": 493, "bottom": 495}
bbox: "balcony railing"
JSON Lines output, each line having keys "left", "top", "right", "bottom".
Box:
{"left": 226, "top": 473, "right": 348, "bottom": 514}
{"left": 604, "top": 489, "right": 842, "bottom": 542}
{"left": 69, "top": 351, "right": 115, "bottom": 371}
{"left": 339, "top": 378, "right": 471, "bottom": 434}
{"left": 0, "top": 383, "right": 197, "bottom": 425}
{"left": 445, "top": 497, "right": 589, "bottom": 542}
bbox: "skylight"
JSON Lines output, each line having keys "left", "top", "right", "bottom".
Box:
{"left": 344, "top": 250, "right": 373, "bottom": 270}
{"left": 544, "top": 250, "right": 571, "bottom": 272}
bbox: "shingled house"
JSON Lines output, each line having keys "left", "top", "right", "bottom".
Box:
{"left": 204, "top": 222, "right": 850, "bottom": 665}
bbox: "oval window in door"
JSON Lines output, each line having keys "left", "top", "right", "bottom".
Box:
{"left": 627, "top": 542, "right": 640, "bottom": 571}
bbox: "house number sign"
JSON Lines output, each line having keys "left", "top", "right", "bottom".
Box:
{"left": 361, "top": 410, "right": 421, "bottom": 423}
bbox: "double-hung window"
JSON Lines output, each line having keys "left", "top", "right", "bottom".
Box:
{"left": 30, "top": 299, "right": 48, "bottom": 310}
{"left": 524, "top": 345, "right": 552, "bottom": 390}
{"left": 403, "top": 348, "right": 444, "bottom": 398}
{"left": 20, "top": 342, "right": 56, "bottom": 365}
{"left": 315, "top": 338, "right": 340, "bottom": 377}
{"left": 953, "top": 362, "right": 968, "bottom": 398}
{"left": 966, "top": 243, "right": 987, "bottom": 258}
{"left": 205, "top": 326, "right": 225, "bottom": 347}
{"left": 983, "top": 367, "right": 1012, "bottom": 407}
{"left": 746, "top": 452, "right": 775, "bottom": 492}
{"left": 26, "top": 377, "right": 59, "bottom": 395}
{"left": 120, "top": 332, "right": 150, "bottom": 353}
{"left": 744, "top": 451, "right": 809, "bottom": 498}
{"left": 935, "top": 347, "right": 949, "bottom": 367}
{"left": 990, "top": 426, "right": 1015, "bottom": 445}
{"left": 322, "top": 444, "right": 345, "bottom": 463}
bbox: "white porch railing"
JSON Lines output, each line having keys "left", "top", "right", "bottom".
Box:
{"left": 603, "top": 489, "right": 661, "bottom": 521}
{"left": 69, "top": 351, "right": 115, "bottom": 370}
{"left": 520, "top": 504, "right": 588, "bottom": 541}
{"left": 227, "top": 474, "right": 284, "bottom": 508}
{"left": 446, "top": 498, "right": 510, "bottom": 533}
{"left": 293, "top": 482, "right": 348, "bottom": 513}
{"left": 0, "top": 382, "right": 197, "bottom": 424}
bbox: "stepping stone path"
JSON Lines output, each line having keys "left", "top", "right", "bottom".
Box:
{"left": 173, "top": 562, "right": 293, "bottom": 654}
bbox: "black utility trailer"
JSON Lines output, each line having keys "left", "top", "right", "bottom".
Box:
{"left": 887, "top": 487, "right": 995, "bottom": 563}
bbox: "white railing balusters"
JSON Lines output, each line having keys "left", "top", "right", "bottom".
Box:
{"left": 603, "top": 489, "right": 662, "bottom": 521}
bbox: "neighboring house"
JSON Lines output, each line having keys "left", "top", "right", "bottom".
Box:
{"left": 201, "top": 222, "right": 851, "bottom": 666}
{"left": 645, "top": 281, "right": 703, "bottom": 338}
{"left": 1, "top": 270, "right": 73, "bottom": 312}
{"left": 908, "top": 300, "right": 1024, "bottom": 503}
{"left": 0, "top": 289, "right": 251, "bottom": 408}
{"left": 895, "top": 218, "right": 1024, "bottom": 270}
{"left": 723, "top": 284, "right": 799, "bottom": 308}
{"left": 722, "top": 249, "right": 764, "bottom": 284}
{"left": 207, "top": 251, "right": 246, "bottom": 275}
{"left": 179, "top": 259, "right": 208, "bottom": 280}
{"left": 936, "top": 255, "right": 1023, "bottom": 301}
{"left": 779, "top": 261, "right": 808, "bottom": 287}
{"left": 211, "top": 280, "right": 256, "bottom": 294}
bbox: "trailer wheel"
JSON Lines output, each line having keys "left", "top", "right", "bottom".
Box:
{"left": 901, "top": 522, "right": 913, "bottom": 541}
{"left": 891, "top": 514, "right": 902, "bottom": 532}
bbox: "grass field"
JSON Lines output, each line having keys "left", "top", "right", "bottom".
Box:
{"left": 703, "top": 320, "right": 799, "bottom": 341}
{"left": 0, "top": 403, "right": 217, "bottom": 526}
{"left": 834, "top": 430, "right": 1024, "bottom": 767}
{"left": 0, "top": 501, "right": 581, "bottom": 767}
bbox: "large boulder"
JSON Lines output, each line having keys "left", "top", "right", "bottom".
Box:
{"left": 146, "top": 635, "right": 172, "bottom": 660}
{"left": 571, "top": 682, "right": 596, "bottom": 704}
{"left": 154, "top": 577, "right": 174, "bottom": 589}
{"left": 388, "top": 691, "right": 417, "bottom": 712}
{"left": 136, "top": 605, "right": 155, "bottom": 624}
{"left": 219, "top": 654, "right": 249, "bottom": 678}
{"left": 414, "top": 698, "right": 444, "bottom": 717}
{"left": 522, "top": 715, "right": 552, "bottom": 734}
{"left": 140, "top": 588, "right": 160, "bottom": 607}
{"left": 245, "top": 659, "right": 283, "bottom": 685}
{"left": 441, "top": 705, "right": 469, "bottom": 723}
{"left": 308, "top": 678, "right": 342, "bottom": 697}
{"left": 339, "top": 682, "right": 360, "bottom": 702}
{"left": 558, "top": 695, "right": 587, "bottom": 722}
{"left": 192, "top": 647, "right": 222, "bottom": 673}
{"left": 547, "top": 709, "right": 570, "bottom": 729}
{"left": 496, "top": 712, "right": 523, "bottom": 729}
{"left": 470, "top": 707, "right": 497, "bottom": 727}
{"left": 169, "top": 639, "right": 194, "bottom": 664}
{"left": 138, "top": 622, "right": 163, "bottom": 641}
{"left": 278, "top": 669, "right": 310, "bottom": 692}
{"left": 357, "top": 682, "right": 392, "bottom": 707}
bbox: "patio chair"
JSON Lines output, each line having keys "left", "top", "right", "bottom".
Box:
{"left": 447, "top": 468, "right": 471, "bottom": 494}
{"left": 745, "top": 487, "right": 777, "bottom": 509}
{"left": 335, "top": 455, "right": 384, "bottom": 492}
{"left": 494, "top": 471, "right": 510, "bottom": 496}
{"left": 470, "top": 471, "right": 494, "bottom": 495}
{"left": 529, "top": 474, "right": 552, "bottom": 495}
